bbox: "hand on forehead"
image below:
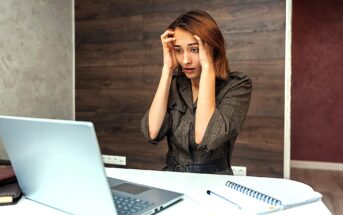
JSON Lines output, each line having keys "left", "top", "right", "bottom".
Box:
{"left": 173, "top": 28, "right": 199, "bottom": 47}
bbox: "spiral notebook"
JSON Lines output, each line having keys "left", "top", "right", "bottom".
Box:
{"left": 211, "top": 177, "right": 322, "bottom": 214}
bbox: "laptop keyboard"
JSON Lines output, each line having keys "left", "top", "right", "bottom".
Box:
{"left": 113, "top": 194, "right": 153, "bottom": 215}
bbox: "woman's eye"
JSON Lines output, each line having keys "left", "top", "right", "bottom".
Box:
{"left": 174, "top": 49, "right": 183, "bottom": 54}
{"left": 191, "top": 48, "right": 199, "bottom": 53}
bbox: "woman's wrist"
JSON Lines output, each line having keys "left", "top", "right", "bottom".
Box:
{"left": 162, "top": 66, "right": 175, "bottom": 76}
{"left": 201, "top": 64, "right": 216, "bottom": 75}
{"left": 160, "top": 68, "right": 174, "bottom": 83}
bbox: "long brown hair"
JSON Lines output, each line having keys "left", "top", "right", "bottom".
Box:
{"left": 168, "top": 10, "right": 229, "bottom": 80}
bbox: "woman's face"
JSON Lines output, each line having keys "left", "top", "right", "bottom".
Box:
{"left": 173, "top": 28, "right": 201, "bottom": 81}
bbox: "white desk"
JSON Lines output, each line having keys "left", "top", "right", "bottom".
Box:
{"left": 0, "top": 168, "right": 332, "bottom": 215}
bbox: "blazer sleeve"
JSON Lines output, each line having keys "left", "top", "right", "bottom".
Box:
{"left": 196, "top": 73, "right": 252, "bottom": 151}
{"left": 141, "top": 109, "right": 171, "bottom": 145}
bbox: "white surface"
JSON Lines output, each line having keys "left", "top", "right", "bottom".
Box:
{"left": 0, "top": 168, "right": 332, "bottom": 215}
{"left": 284, "top": 0, "right": 292, "bottom": 179}
{"left": 291, "top": 160, "right": 343, "bottom": 171}
{"left": 106, "top": 168, "right": 331, "bottom": 215}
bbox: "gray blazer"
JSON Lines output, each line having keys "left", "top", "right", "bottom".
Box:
{"left": 141, "top": 71, "right": 252, "bottom": 174}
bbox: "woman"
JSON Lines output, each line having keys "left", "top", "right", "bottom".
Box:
{"left": 141, "top": 10, "right": 252, "bottom": 174}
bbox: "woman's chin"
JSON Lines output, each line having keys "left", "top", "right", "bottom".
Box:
{"left": 183, "top": 71, "right": 199, "bottom": 80}
{"left": 183, "top": 71, "right": 193, "bottom": 76}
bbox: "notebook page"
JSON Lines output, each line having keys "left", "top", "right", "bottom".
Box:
{"left": 211, "top": 185, "right": 281, "bottom": 215}
{"left": 228, "top": 177, "right": 322, "bottom": 209}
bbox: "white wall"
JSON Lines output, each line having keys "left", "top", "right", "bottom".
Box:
{"left": 0, "top": 0, "right": 74, "bottom": 159}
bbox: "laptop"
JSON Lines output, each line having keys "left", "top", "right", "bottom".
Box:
{"left": 0, "top": 115, "right": 183, "bottom": 215}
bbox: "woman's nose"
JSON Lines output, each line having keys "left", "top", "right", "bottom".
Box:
{"left": 183, "top": 52, "right": 191, "bottom": 64}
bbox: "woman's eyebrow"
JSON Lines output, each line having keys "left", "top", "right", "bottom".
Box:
{"left": 188, "top": 43, "right": 199, "bottom": 46}
{"left": 173, "top": 42, "right": 199, "bottom": 47}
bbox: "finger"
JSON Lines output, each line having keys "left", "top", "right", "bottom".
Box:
{"left": 162, "top": 38, "right": 176, "bottom": 49}
{"left": 161, "top": 30, "right": 174, "bottom": 39}
{"left": 164, "top": 29, "right": 175, "bottom": 35}
{"left": 161, "top": 35, "right": 175, "bottom": 46}
{"left": 194, "top": 35, "right": 213, "bottom": 54}
{"left": 164, "top": 37, "right": 176, "bottom": 43}
{"left": 193, "top": 35, "right": 203, "bottom": 47}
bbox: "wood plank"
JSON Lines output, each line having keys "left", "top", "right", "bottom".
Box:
{"left": 143, "top": 1, "right": 285, "bottom": 35}
{"left": 76, "top": 89, "right": 151, "bottom": 113}
{"left": 249, "top": 88, "right": 284, "bottom": 117}
{"left": 227, "top": 31, "right": 285, "bottom": 61}
{"left": 213, "top": 1, "right": 285, "bottom": 34}
{"left": 76, "top": 65, "right": 144, "bottom": 90}
{"left": 142, "top": 0, "right": 281, "bottom": 16}
{"left": 239, "top": 116, "right": 283, "bottom": 146}
{"left": 232, "top": 116, "right": 283, "bottom": 177}
{"left": 230, "top": 60, "right": 284, "bottom": 90}
{"left": 75, "top": 0, "right": 144, "bottom": 21}
{"left": 76, "top": 15, "right": 143, "bottom": 45}
{"left": 76, "top": 41, "right": 144, "bottom": 67}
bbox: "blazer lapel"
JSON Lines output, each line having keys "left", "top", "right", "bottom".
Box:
{"left": 177, "top": 76, "right": 193, "bottom": 111}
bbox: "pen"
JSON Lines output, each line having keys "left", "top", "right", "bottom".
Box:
{"left": 207, "top": 190, "right": 242, "bottom": 210}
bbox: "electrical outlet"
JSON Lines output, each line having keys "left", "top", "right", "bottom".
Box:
{"left": 232, "top": 166, "right": 247, "bottom": 176}
{"left": 102, "top": 155, "right": 126, "bottom": 166}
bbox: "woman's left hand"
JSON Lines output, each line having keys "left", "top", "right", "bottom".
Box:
{"left": 194, "top": 35, "right": 215, "bottom": 71}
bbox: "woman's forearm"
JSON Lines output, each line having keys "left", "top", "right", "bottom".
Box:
{"left": 195, "top": 66, "right": 216, "bottom": 144}
{"left": 148, "top": 68, "right": 173, "bottom": 139}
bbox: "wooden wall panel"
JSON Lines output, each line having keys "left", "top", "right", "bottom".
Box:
{"left": 75, "top": 0, "right": 285, "bottom": 177}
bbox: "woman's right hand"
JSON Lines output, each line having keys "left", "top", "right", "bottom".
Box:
{"left": 160, "top": 29, "right": 178, "bottom": 72}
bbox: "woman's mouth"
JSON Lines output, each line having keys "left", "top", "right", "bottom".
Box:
{"left": 183, "top": 67, "right": 195, "bottom": 73}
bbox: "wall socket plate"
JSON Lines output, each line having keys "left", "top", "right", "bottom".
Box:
{"left": 232, "top": 166, "right": 247, "bottom": 176}
{"left": 102, "top": 155, "right": 126, "bottom": 166}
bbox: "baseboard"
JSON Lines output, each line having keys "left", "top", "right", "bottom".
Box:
{"left": 291, "top": 160, "right": 343, "bottom": 171}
